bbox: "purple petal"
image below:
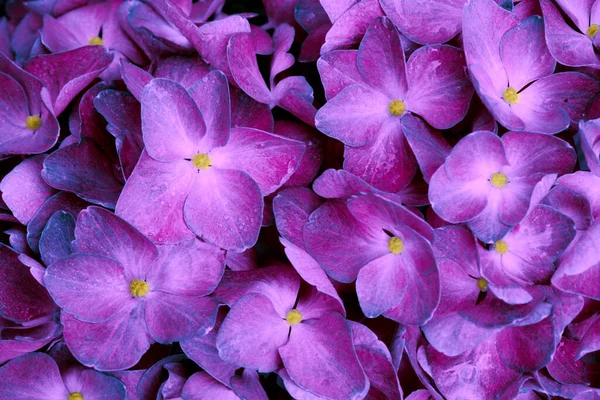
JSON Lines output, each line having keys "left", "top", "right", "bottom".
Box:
{"left": 181, "top": 372, "right": 239, "bottom": 400}
{"left": 115, "top": 152, "right": 196, "bottom": 245}
{"left": 357, "top": 17, "right": 407, "bottom": 98}
{"left": 184, "top": 168, "right": 262, "bottom": 251}
{"left": 317, "top": 50, "right": 362, "bottom": 100}
{"left": 227, "top": 33, "right": 271, "bottom": 104}
{"left": 142, "top": 78, "right": 206, "bottom": 161}
{"left": 279, "top": 313, "right": 368, "bottom": 400}
{"left": 61, "top": 305, "right": 153, "bottom": 371}
{"left": 144, "top": 294, "right": 218, "bottom": 343}
{"left": 0, "top": 155, "right": 56, "bottom": 225}
{"left": 41, "top": 139, "right": 123, "bottom": 208}
{"left": 405, "top": 45, "right": 473, "bottom": 129}
{"left": 0, "top": 244, "right": 55, "bottom": 323}
{"left": 216, "top": 293, "right": 289, "bottom": 372}
{"left": 44, "top": 254, "right": 131, "bottom": 322}
{"left": 380, "top": 0, "right": 465, "bottom": 44}
{"left": 187, "top": 70, "right": 230, "bottom": 149}
{"left": 39, "top": 210, "right": 75, "bottom": 266}
{"left": 540, "top": 0, "right": 600, "bottom": 67}
{"left": 499, "top": 16, "right": 555, "bottom": 92}
{"left": 0, "top": 353, "right": 69, "bottom": 399}
{"left": 210, "top": 127, "right": 305, "bottom": 195}
{"left": 343, "top": 120, "right": 417, "bottom": 192}
{"left": 273, "top": 187, "right": 323, "bottom": 248}
{"left": 72, "top": 206, "right": 158, "bottom": 278}
{"left": 304, "top": 201, "right": 389, "bottom": 283}
{"left": 146, "top": 239, "right": 224, "bottom": 296}
{"left": 23, "top": 46, "right": 112, "bottom": 115}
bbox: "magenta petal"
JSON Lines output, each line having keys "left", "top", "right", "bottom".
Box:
{"left": 0, "top": 353, "right": 69, "bottom": 399}
{"left": 357, "top": 17, "right": 407, "bottom": 98}
{"left": 315, "top": 84, "right": 391, "bottom": 147}
{"left": 187, "top": 70, "right": 230, "bottom": 149}
{"left": 62, "top": 305, "right": 153, "bottom": 371}
{"left": 496, "top": 315, "right": 557, "bottom": 372}
{"left": 72, "top": 206, "right": 157, "bottom": 278}
{"left": 216, "top": 293, "right": 289, "bottom": 372}
{"left": 499, "top": 16, "right": 555, "bottom": 91}
{"left": 405, "top": 45, "right": 473, "bottom": 129}
{"left": 227, "top": 33, "right": 272, "bottom": 104}
{"left": 41, "top": 139, "right": 123, "bottom": 208}
{"left": 26, "top": 192, "right": 88, "bottom": 253}
{"left": 273, "top": 187, "right": 323, "bottom": 248}
{"left": 144, "top": 294, "right": 218, "bottom": 343}
{"left": 0, "top": 244, "right": 55, "bottom": 323}
{"left": 547, "top": 338, "right": 589, "bottom": 384}
{"left": 181, "top": 372, "right": 239, "bottom": 400}
{"left": 39, "top": 211, "right": 75, "bottom": 266}
{"left": 142, "top": 78, "right": 206, "bottom": 161}
{"left": 184, "top": 168, "right": 262, "bottom": 251}
{"left": 154, "top": 55, "right": 210, "bottom": 89}
{"left": 356, "top": 254, "right": 407, "bottom": 317}
{"left": 343, "top": 120, "right": 418, "bottom": 192}
{"left": 304, "top": 201, "right": 389, "bottom": 283}
{"left": 115, "top": 152, "right": 196, "bottom": 245}
{"left": 540, "top": 0, "right": 600, "bottom": 68}
{"left": 210, "top": 127, "right": 305, "bottom": 195}
{"left": 212, "top": 265, "right": 300, "bottom": 317}
{"left": 380, "top": 0, "right": 465, "bottom": 44}
{"left": 120, "top": 60, "right": 152, "bottom": 102}
{"left": 23, "top": 46, "right": 112, "bottom": 115}
{"left": 317, "top": 50, "right": 362, "bottom": 101}
{"left": 0, "top": 155, "right": 56, "bottom": 225}
{"left": 147, "top": 239, "right": 224, "bottom": 296}
{"left": 44, "top": 254, "right": 130, "bottom": 322}
{"left": 402, "top": 114, "right": 452, "bottom": 183}
{"left": 279, "top": 313, "right": 368, "bottom": 400}
{"left": 427, "top": 334, "right": 521, "bottom": 399}
{"left": 321, "top": 0, "right": 384, "bottom": 54}
{"left": 348, "top": 192, "right": 434, "bottom": 241}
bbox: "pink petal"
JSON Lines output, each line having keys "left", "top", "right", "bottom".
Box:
{"left": 142, "top": 78, "right": 206, "bottom": 161}
{"left": 115, "top": 152, "right": 196, "bottom": 245}
{"left": 210, "top": 127, "right": 305, "bottom": 196}
{"left": 184, "top": 168, "right": 263, "bottom": 251}
{"left": 216, "top": 293, "right": 289, "bottom": 372}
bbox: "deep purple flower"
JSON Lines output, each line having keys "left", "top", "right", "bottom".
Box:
{"left": 540, "top": 0, "right": 600, "bottom": 68}
{"left": 212, "top": 266, "right": 366, "bottom": 399}
{"left": 316, "top": 17, "right": 473, "bottom": 192}
{"left": 41, "top": 0, "right": 145, "bottom": 79}
{"left": 579, "top": 118, "right": 600, "bottom": 176}
{"left": 0, "top": 352, "right": 126, "bottom": 400}
{"left": 305, "top": 193, "right": 439, "bottom": 324}
{"left": 429, "top": 131, "right": 576, "bottom": 242}
{"left": 44, "top": 206, "right": 225, "bottom": 370}
{"left": 116, "top": 73, "right": 305, "bottom": 251}
{"left": 464, "top": 0, "right": 600, "bottom": 134}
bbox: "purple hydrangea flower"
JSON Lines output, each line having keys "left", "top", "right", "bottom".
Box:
{"left": 304, "top": 193, "right": 439, "bottom": 324}
{"left": 464, "top": 0, "right": 600, "bottom": 134}
{"left": 315, "top": 17, "right": 473, "bottom": 192}
{"left": 44, "top": 206, "right": 225, "bottom": 370}
{"left": 429, "top": 131, "right": 576, "bottom": 242}
{"left": 0, "top": 352, "right": 126, "bottom": 399}
{"left": 540, "top": 0, "right": 600, "bottom": 68}
{"left": 116, "top": 72, "right": 305, "bottom": 251}
{"left": 212, "top": 266, "right": 367, "bottom": 399}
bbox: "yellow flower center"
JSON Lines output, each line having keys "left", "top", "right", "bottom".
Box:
{"left": 68, "top": 393, "right": 84, "bottom": 400}
{"left": 587, "top": 24, "right": 599, "bottom": 38}
{"left": 88, "top": 36, "right": 104, "bottom": 46}
{"left": 490, "top": 172, "right": 508, "bottom": 188}
{"left": 477, "top": 278, "right": 488, "bottom": 292}
{"left": 388, "top": 236, "right": 404, "bottom": 254}
{"left": 130, "top": 280, "right": 149, "bottom": 297}
{"left": 25, "top": 115, "right": 42, "bottom": 130}
{"left": 502, "top": 87, "right": 519, "bottom": 104}
{"left": 388, "top": 100, "right": 406, "bottom": 116}
{"left": 286, "top": 309, "right": 302, "bottom": 325}
{"left": 495, "top": 240, "right": 509, "bottom": 255}
{"left": 192, "top": 153, "right": 211, "bottom": 169}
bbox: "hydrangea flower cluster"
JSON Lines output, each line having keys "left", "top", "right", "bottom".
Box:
{"left": 0, "top": 0, "right": 599, "bottom": 398}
